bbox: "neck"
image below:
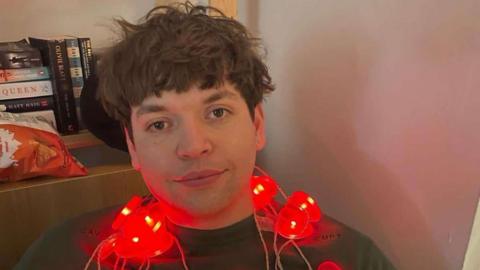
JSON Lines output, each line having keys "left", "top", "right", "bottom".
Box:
{"left": 165, "top": 190, "right": 254, "bottom": 230}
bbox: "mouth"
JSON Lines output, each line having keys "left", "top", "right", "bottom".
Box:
{"left": 173, "top": 169, "right": 227, "bottom": 187}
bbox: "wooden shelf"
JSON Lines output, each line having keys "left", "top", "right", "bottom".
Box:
{"left": 0, "top": 162, "right": 148, "bottom": 269}
{"left": 0, "top": 163, "right": 135, "bottom": 193}
{"left": 61, "top": 129, "right": 104, "bottom": 149}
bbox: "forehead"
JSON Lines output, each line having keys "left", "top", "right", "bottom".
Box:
{"left": 131, "top": 83, "right": 243, "bottom": 118}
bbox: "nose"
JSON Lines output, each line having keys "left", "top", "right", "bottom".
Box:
{"left": 175, "top": 119, "right": 213, "bottom": 160}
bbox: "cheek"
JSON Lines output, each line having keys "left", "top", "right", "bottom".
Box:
{"left": 134, "top": 139, "right": 176, "bottom": 177}
{"left": 135, "top": 149, "right": 175, "bottom": 200}
{"left": 225, "top": 126, "right": 258, "bottom": 167}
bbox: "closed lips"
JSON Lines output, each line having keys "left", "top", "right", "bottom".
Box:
{"left": 175, "top": 169, "right": 226, "bottom": 182}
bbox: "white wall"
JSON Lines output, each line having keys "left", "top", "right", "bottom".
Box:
{"left": 239, "top": 1, "right": 480, "bottom": 269}
{"left": 0, "top": 0, "right": 155, "bottom": 49}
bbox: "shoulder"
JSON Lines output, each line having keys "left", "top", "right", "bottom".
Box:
{"left": 14, "top": 205, "right": 120, "bottom": 270}
{"left": 301, "top": 214, "right": 396, "bottom": 270}
{"left": 313, "top": 214, "right": 372, "bottom": 248}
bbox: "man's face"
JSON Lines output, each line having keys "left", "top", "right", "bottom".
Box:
{"left": 126, "top": 82, "right": 265, "bottom": 223}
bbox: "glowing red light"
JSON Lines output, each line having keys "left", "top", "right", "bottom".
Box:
{"left": 145, "top": 203, "right": 165, "bottom": 222}
{"left": 114, "top": 230, "right": 174, "bottom": 259}
{"left": 112, "top": 196, "right": 143, "bottom": 230}
{"left": 111, "top": 201, "right": 174, "bottom": 258}
{"left": 250, "top": 175, "right": 278, "bottom": 210}
{"left": 317, "top": 261, "right": 342, "bottom": 270}
{"left": 275, "top": 205, "right": 312, "bottom": 239}
{"left": 152, "top": 221, "right": 162, "bottom": 232}
{"left": 287, "top": 191, "right": 322, "bottom": 222}
{"left": 121, "top": 208, "right": 131, "bottom": 215}
{"left": 145, "top": 215, "right": 154, "bottom": 226}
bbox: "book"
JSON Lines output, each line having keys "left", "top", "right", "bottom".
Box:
{"left": 0, "top": 67, "right": 50, "bottom": 83}
{"left": 28, "top": 37, "right": 79, "bottom": 134}
{"left": 78, "top": 37, "right": 95, "bottom": 80}
{"left": 0, "top": 80, "right": 53, "bottom": 100}
{"left": 0, "top": 96, "right": 54, "bottom": 113}
{"left": 0, "top": 39, "right": 43, "bottom": 69}
{"left": 64, "top": 37, "right": 85, "bottom": 129}
{"left": 64, "top": 38, "right": 84, "bottom": 101}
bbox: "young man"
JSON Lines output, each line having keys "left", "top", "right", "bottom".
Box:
{"left": 16, "top": 3, "right": 396, "bottom": 269}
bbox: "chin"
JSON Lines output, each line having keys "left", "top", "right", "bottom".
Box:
{"left": 182, "top": 199, "right": 230, "bottom": 217}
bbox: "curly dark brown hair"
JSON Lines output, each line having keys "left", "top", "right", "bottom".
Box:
{"left": 97, "top": 2, "right": 275, "bottom": 132}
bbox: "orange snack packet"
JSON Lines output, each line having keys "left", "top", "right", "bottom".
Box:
{"left": 0, "top": 112, "right": 87, "bottom": 182}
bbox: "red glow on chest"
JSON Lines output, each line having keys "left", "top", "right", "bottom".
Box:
{"left": 276, "top": 205, "right": 313, "bottom": 239}
{"left": 112, "top": 195, "right": 142, "bottom": 230}
{"left": 317, "top": 261, "right": 342, "bottom": 270}
{"left": 287, "top": 191, "right": 322, "bottom": 222}
{"left": 250, "top": 175, "right": 278, "bottom": 210}
{"left": 275, "top": 191, "right": 322, "bottom": 239}
{"left": 105, "top": 199, "right": 174, "bottom": 259}
{"left": 96, "top": 174, "right": 325, "bottom": 265}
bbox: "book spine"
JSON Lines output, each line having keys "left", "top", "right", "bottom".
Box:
{"left": 0, "top": 96, "right": 54, "bottom": 113}
{"left": 29, "top": 38, "right": 79, "bottom": 134}
{"left": 78, "top": 38, "right": 94, "bottom": 80}
{"left": 65, "top": 38, "right": 84, "bottom": 100}
{"left": 65, "top": 38, "right": 85, "bottom": 129}
{"left": 0, "top": 67, "right": 50, "bottom": 84}
{"left": 0, "top": 80, "right": 53, "bottom": 100}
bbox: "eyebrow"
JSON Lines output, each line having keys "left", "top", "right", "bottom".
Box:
{"left": 135, "top": 104, "right": 167, "bottom": 118}
{"left": 203, "top": 90, "right": 239, "bottom": 104}
{"left": 135, "top": 90, "right": 239, "bottom": 118}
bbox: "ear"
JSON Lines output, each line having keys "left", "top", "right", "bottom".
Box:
{"left": 124, "top": 127, "right": 141, "bottom": 171}
{"left": 253, "top": 104, "right": 266, "bottom": 151}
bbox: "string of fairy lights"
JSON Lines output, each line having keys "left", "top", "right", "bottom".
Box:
{"left": 84, "top": 167, "right": 341, "bottom": 270}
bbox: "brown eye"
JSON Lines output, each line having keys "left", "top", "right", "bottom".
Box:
{"left": 150, "top": 121, "right": 167, "bottom": 130}
{"left": 212, "top": 108, "right": 225, "bottom": 118}
{"left": 207, "top": 107, "right": 231, "bottom": 120}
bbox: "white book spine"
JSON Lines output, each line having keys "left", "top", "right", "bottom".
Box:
{"left": 0, "top": 80, "right": 53, "bottom": 101}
